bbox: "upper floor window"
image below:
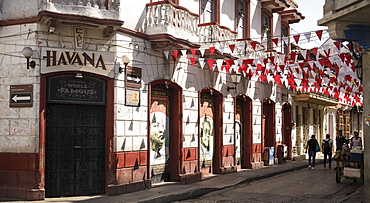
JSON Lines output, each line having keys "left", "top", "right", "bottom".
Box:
{"left": 281, "top": 23, "right": 289, "bottom": 54}
{"left": 200, "top": 0, "right": 215, "bottom": 23}
{"left": 261, "top": 11, "right": 272, "bottom": 49}
{"left": 236, "top": 0, "right": 246, "bottom": 39}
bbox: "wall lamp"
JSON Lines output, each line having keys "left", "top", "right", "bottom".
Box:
{"left": 119, "top": 55, "right": 131, "bottom": 73}
{"left": 22, "top": 47, "right": 36, "bottom": 69}
{"left": 227, "top": 70, "right": 242, "bottom": 92}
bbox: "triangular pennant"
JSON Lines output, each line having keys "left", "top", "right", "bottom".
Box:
{"left": 199, "top": 48, "right": 206, "bottom": 57}
{"left": 172, "top": 50, "right": 179, "bottom": 62}
{"left": 190, "top": 49, "right": 197, "bottom": 57}
{"left": 216, "top": 59, "right": 224, "bottom": 71}
{"left": 282, "top": 36, "right": 289, "bottom": 46}
{"left": 181, "top": 50, "right": 187, "bottom": 56}
{"left": 163, "top": 51, "right": 170, "bottom": 59}
{"left": 333, "top": 41, "right": 341, "bottom": 52}
{"left": 304, "top": 32, "right": 311, "bottom": 43}
{"left": 199, "top": 58, "right": 205, "bottom": 69}
{"left": 207, "top": 59, "right": 214, "bottom": 70}
{"left": 293, "top": 34, "right": 300, "bottom": 44}
{"left": 229, "top": 44, "right": 236, "bottom": 53}
{"left": 315, "top": 30, "right": 323, "bottom": 40}
{"left": 209, "top": 47, "right": 215, "bottom": 55}
{"left": 189, "top": 57, "right": 196, "bottom": 66}
{"left": 301, "top": 49, "right": 307, "bottom": 60}
{"left": 250, "top": 41, "right": 258, "bottom": 50}
{"left": 272, "top": 38, "right": 279, "bottom": 46}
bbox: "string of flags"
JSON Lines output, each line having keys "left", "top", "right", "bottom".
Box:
{"left": 163, "top": 30, "right": 363, "bottom": 107}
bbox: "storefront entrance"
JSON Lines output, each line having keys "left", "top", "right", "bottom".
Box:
{"left": 45, "top": 74, "right": 106, "bottom": 197}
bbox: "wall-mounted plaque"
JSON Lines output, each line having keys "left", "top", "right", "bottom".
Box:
{"left": 47, "top": 74, "right": 106, "bottom": 105}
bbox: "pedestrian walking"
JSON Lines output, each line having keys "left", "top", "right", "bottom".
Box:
{"left": 322, "top": 134, "right": 333, "bottom": 169}
{"left": 305, "top": 134, "right": 319, "bottom": 169}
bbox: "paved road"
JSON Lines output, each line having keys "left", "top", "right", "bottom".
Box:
{"left": 176, "top": 167, "right": 363, "bottom": 203}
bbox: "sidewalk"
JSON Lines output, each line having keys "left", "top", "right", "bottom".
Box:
{"left": 0, "top": 157, "right": 363, "bottom": 203}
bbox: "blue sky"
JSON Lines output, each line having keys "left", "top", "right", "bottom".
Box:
{"left": 290, "top": 0, "right": 328, "bottom": 48}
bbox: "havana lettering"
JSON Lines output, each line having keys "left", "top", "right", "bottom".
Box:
{"left": 43, "top": 50, "right": 106, "bottom": 70}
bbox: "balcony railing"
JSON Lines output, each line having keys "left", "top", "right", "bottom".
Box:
{"left": 42, "top": 0, "right": 120, "bottom": 19}
{"left": 198, "top": 23, "right": 238, "bottom": 44}
{"left": 143, "top": 1, "right": 199, "bottom": 41}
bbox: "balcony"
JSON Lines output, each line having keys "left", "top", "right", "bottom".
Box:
{"left": 41, "top": 0, "right": 120, "bottom": 20}
{"left": 144, "top": 1, "right": 199, "bottom": 42}
{"left": 198, "top": 23, "right": 238, "bottom": 44}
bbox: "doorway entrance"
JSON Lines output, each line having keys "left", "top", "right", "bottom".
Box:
{"left": 44, "top": 74, "right": 107, "bottom": 197}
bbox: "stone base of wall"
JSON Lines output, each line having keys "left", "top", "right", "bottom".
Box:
{"left": 0, "top": 187, "right": 45, "bottom": 201}
{"left": 251, "top": 161, "right": 264, "bottom": 170}
{"left": 106, "top": 179, "right": 151, "bottom": 196}
{"left": 179, "top": 172, "right": 202, "bottom": 184}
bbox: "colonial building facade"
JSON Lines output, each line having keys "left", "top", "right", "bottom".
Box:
{"left": 0, "top": 0, "right": 360, "bottom": 201}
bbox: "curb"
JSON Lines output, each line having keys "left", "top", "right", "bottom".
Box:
{"left": 138, "top": 160, "right": 323, "bottom": 203}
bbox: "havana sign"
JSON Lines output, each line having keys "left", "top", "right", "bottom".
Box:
{"left": 41, "top": 48, "right": 115, "bottom": 78}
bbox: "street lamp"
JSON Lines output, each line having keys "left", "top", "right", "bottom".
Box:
{"left": 22, "top": 47, "right": 36, "bottom": 69}
{"left": 119, "top": 55, "right": 131, "bottom": 73}
{"left": 227, "top": 70, "right": 242, "bottom": 92}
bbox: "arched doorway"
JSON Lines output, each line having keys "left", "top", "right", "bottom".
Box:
{"left": 199, "top": 89, "right": 223, "bottom": 175}
{"left": 235, "top": 95, "right": 253, "bottom": 169}
{"left": 148, "top": 80, "right": 182, "bottom": 183}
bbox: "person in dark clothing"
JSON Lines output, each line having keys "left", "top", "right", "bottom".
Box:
{"left": 334, "top": 130, "right": 348, "bottom": 170}
{"left": 305, "top": 135, "right": 319, "bottom": 169}
{"left": 336, "top": 130, "right": 347, "bottom": 151}
{"left": 322, "top": 134, "right": 333, "bottom": 169}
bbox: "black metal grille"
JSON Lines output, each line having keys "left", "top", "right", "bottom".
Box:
{"left": 45, "top": 104, "right": 106, "bottom": 197}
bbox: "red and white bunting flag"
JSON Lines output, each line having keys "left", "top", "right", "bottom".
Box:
{"left": 229, "top": 44, "right": 236, "bottom": 53}
{"left": 315, "top": 30, "right": 323, "bottom": 41}
{"left": 207, "top": 59, "right": 214, "bottom": 70}
{"left": 272, "top": 38, "right": 279, "bottom": 46}
{"left": 181, "top": 50, "right": 187, "bottom": 57}
{"left": 163, "top": 51, "right": 170, "bottom": 59}
{"left": 199, "top": 48, "right": 206, "bottom": 57}
{"left": 250, "top": 41, "right": 258, "bottom": 50}
{"left": 189, "top": 57, "right": 196, "bottom": 66}
{"left": 216, "top": 59, "right": 224, "bottom": 71}
{"left": 293, "top": 34, "right": 300, "bottom": 44}
{"left": 334, "top": 41, "right": 341, "bottom": 53}
{"left": 199, "top": 58, "right": 205, "bottom": 69}
{"left": 209, "top": 47, "right": 215, "bottom": 55}
{"left": 172, "top": 50, "right": 179, "bottom": 62}
{"left": 190, "top": 49, "right": 197, "bottom": 57}
{"left": 304, "top": 32, "right": 311, "bottom": 43}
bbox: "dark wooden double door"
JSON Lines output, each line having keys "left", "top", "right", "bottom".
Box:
{"left": 45, "top": 104, "right": 106, "bottom": 197}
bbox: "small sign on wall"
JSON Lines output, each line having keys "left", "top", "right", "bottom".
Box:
{"left": 125, "top": 88, "right": 140, "bottom": 107}
{"left": 10, "top": 85, "right": 33, "bottom": 107}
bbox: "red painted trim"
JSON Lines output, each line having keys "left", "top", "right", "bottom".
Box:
{"left": 39, "top": 75, "right": 47, "bottom": 189}
{"left": 235, "top": 95, "right": 253, "bottom": 169}
{"left": 282, "top": 103, "right": 293, "bottom": 160}
{"left": 199, "top": 88, "right": 223, "bottom": 174}
{"left": 0, "top": 16, "right": 38, "bottom": 26}
{"left": 106, "top": 77, "right": 114, "bottom": 192}
{"left": 148, "top": 79, "right": 183, "bottom": 181}
{"left": 262, "top": 99, "right": 276, "bottom": 157}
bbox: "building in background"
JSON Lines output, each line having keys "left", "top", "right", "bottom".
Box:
{"left": 318, "top": 1, "right": 368, "bottom": 201}
{"left": 0, "top": 0, "right": 361, "bottom": 200}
